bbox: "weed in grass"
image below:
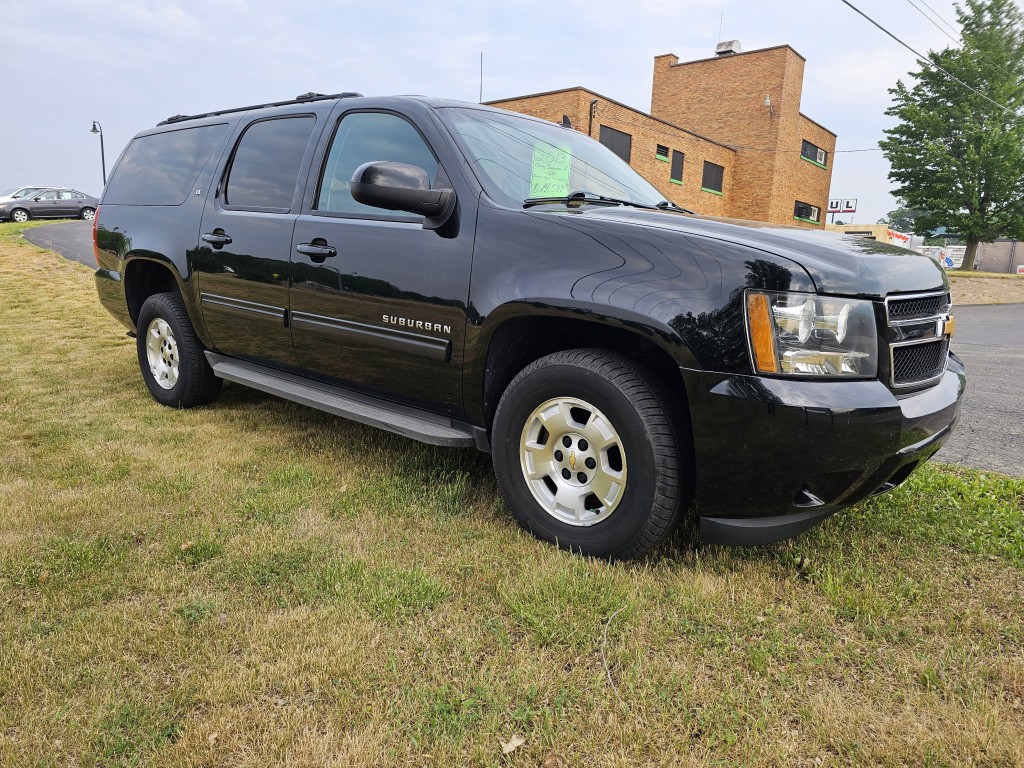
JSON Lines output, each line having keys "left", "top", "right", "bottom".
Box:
{"left": 408, "top": 683, "right": 489, "bottom": 744}
{"left": 499, "top": 555, "right": 637, "bottom": 648}
{"left": 4, "top": 535, "right": 133, "bottom": 592}
{"left": 329, "top": 467, "right": 481, "bottom": 521}
{"left": 233, "top": 463, "right": 321, "bottom": 524}
{"left": 859, "top": 463, "right": 1024, "bottom": 564}
{"left": 173, "top": 536, "right": 224, "bottom": 567}
{"left": 175, "top": 599, "right": 217, "bottom": 626}
{"left": 362, "top": 564, "right": 450, "bottom": 622}
{"left": 93, "top": 700, "right": 184, "bottom": 765}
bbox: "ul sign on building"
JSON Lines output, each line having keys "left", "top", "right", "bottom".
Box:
{"left": 827, "top": 199, "right": 858, "bottom": 214}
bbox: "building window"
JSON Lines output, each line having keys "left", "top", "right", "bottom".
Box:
{"left": 794, "top": 200, "right": 821, "bottom": 223}
{"left": 656, "top": 144, "right": 669, "bottom": 162}
{"left": 701, "top": 161, "right": 724, "bottom": 194}
{"left": 670, "top": 151, "right": 684, "bottom": 184}
{"left": 801, "top": 140, "right": 828, "bottom": 168}
{"left": 599, "top": 125, "right": 632, "bottom": 164}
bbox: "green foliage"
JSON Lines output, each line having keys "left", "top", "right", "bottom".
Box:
{"left": 884, "top": 199, "right": 929, "bottom": 232}
{"left": 880, "top": 0, "right": 1024, "bottom": 267}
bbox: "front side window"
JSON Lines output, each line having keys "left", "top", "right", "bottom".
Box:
{"left": 702, "top": 161, "right": 724, "bottom": 194}
{"left": 37, "top": 190, "right": 58, "bottom": 200}
{"left": 224, "top": 116, "right": 316, "bottom": 210}
{"left": 794, "top": 200, "right": 821, "bottom": 223}
{"left": 316, "top": 112, "right": 438, "bottom": 216}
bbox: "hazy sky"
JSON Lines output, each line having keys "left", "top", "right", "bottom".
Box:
{"left": 1, "top": 0, "right": 971, "bottom": 223}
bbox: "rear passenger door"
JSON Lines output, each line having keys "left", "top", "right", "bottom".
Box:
{"left": 57, "top": 191, "right": 81, "bottom": 217}
{"left": 288, "top": 105, "right": 474, "bottom": 414}
{"left": 195, "top": 108, "right": 326, "bottom": 367}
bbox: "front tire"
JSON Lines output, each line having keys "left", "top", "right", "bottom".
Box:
{"left": 492, "top": 349, "right": 692, "bottom": 559}
{"left": 11, "top": 208, "right": 29, "bottom": 223}
{"left": 80, "top": 207, "right": 95, "bottom": 221}
{"left": 137, "top": 292, "right": 221, "bottom": 408}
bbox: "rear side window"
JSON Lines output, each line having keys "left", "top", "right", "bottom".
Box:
{"left": 104, "top": 123, "right": 229, "bottom": 205}
{"left": 224, "top": 116, "right": 315, "bottom": 210}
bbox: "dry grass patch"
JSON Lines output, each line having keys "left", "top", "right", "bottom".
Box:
{"left": 1, "top": 223, "right": 1023, "bottom": 766}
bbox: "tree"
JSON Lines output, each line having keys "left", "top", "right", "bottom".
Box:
{"left": 883, "top": 199, "right": 928, "bottom": 232}
{"left": 880, "top": 0, "right": 1024, "bottom": 270}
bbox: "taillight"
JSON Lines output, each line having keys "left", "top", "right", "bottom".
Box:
{"left": 92, "top": 205, "right": 101, "bottom": 266}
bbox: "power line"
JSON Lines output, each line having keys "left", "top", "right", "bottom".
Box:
{"left": 903, "top": 0, "right": 961, "bottom": 44}
{"left": 916, "top": 0, "right": 963, "bottom": 36}
{"left": 836, "top": 0, "right": 1020, "bottom": 118}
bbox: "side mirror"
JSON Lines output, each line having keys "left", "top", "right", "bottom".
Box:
{"left": 350, "top": 161, "right": 456, "bottom": 231}
{"left": 34, "top": 196, "right": 44, "bottom": 201}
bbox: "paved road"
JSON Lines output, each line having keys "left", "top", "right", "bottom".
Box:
{"left": 23, "top": 220, "right": 94, "bottom": 267}
{"left": 940, "top": 304, "right": 1023, "bottom": 478}
{"left": 24, "top": 221, "right": 1023, "bottom": 477}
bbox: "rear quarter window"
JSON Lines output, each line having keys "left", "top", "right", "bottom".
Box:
{"left": 104, "top": 123, "right": 229, "bottom": 205}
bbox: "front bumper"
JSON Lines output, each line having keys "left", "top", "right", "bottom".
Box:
{"left": 682, "top": 353, "right": 966, "bottom": 546}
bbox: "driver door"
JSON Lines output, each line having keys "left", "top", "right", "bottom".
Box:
{"left": 288, "top": 107, "right": 473, "bottom": 413}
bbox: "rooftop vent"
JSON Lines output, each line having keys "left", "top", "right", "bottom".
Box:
{"left": 715, "top": 40, "right": 742, "bottom": 56}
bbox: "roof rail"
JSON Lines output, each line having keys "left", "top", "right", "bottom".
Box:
{"left": 158, "top": 91, "right": 363, "bottom": 126}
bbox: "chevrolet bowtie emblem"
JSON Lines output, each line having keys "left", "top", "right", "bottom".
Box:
{"left": 570, "top": 451, "right": 576, "bottom": 469}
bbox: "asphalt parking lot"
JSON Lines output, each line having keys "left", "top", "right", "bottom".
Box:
{"left": 21, "top": 220, "right": 1024, "bottom": 478}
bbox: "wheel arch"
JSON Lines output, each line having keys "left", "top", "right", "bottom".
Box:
{"left": 123, "top": 256, "right": 184, "bottom": 326}
{"left": 476, "top": 306, "right": 698, "bottom": 439}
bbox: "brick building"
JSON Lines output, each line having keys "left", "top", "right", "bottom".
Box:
{"left": 487, "top": 43, "right": 836, "bottom": 228}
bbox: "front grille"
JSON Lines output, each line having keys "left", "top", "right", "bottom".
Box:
{"left": 892, "top": 338, "right": 949, "bottom": 386}
{"left": 888, "top": 293, "right": 950, "bottom": 320}
{"left": 884, "top": 290, "right": 952, "bottom": 390}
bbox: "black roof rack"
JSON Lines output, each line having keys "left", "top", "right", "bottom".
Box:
{"left": 158, "top": 91, "right": 363, "bottom": 126}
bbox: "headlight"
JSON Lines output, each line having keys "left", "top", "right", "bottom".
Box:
{"left": 745, "top": 290, "right": 877, "bottom": 377}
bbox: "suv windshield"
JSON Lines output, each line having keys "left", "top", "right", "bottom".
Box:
{"left": 440, "top": 107, "right": 665, "bottom": 209}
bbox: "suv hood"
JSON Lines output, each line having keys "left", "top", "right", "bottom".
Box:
{"left": 577, "top": 208, "right": 948, "bottom": 298}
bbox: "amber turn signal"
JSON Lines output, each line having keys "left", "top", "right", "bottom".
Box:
{"left": 747, "top": 292, "right": 779, "bottom": 373}
{"left": 942, "top": 315, "right": 956, "bottom": 338}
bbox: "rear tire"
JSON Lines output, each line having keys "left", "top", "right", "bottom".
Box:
{"left": 137, "top": 292, "right": 221, "bottom": 408}
{"left": 492, "top": 349, "right": 692, "bottom": 558}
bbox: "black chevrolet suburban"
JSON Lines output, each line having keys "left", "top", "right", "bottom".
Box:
{"left": 93, "top": 92, "right": 965, "bottom": 558}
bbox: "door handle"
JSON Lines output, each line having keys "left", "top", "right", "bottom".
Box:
{"left": 202, "top": 232, "right": 232, "bottom": 246}
{"left": 296, "top": 242, "right": 337, "bottom": 263}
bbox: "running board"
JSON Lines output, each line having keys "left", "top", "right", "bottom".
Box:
{"left": 205, "top": 352, "right": 477, "bottom": 448}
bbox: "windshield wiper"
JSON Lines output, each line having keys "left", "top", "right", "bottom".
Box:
{"left": 657, "top": 200, "right": 694, "bottom": 214}
{"left": 523, "top": 190, "right": 663, "bottom": 210}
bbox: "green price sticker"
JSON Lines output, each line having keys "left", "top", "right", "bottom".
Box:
{"left": 530, "top": 142, "right": 572, "bottom": 198}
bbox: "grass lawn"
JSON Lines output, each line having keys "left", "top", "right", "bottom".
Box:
{"left": 1, "top": 222, "right": 1022, "bottom": 767}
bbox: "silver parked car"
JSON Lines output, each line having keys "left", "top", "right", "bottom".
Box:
{"left": 0, "top": 185, "right": 58, "bottom": 202}
{"left": 0, "top": 188, "right": 99, "bottom": 222}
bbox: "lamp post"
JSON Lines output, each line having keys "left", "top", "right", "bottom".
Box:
{"left": 90, "top": 121, "right": 106, "bottom": 186}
